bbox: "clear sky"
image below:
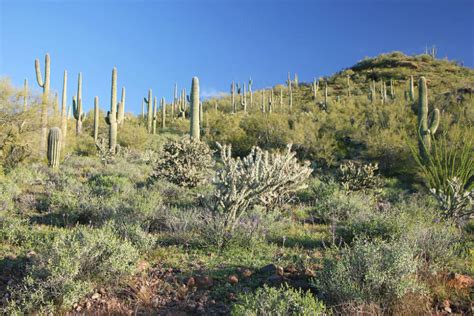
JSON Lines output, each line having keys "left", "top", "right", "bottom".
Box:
{"left": 1, "top": 0, "right": 473, "bottom": 114}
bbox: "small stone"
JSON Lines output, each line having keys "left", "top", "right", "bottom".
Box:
{"left": 285, "top": 265, "right": 297, "bottom": 274}
{"left": 276, "top": 266, "right": 284, "bottom": 276}
{"left": 228, "top": 274, "right": 239, "bottom": 285}
{"left": 98, "top": 287, "right": 106, "bottom": 294}
{"left": 26, "top": 251, "right": 36, "bottom": 259}
{"left": 242, "top": 269, "right": 252, "bottom": 278}
{"left": 304, "top": 268, "right": 315, "bottom": 277}
{"left": 86, "top": 301, "right": 92, "bottom": 309}
{"left": 91, "top": 292, "right": 101, "bottom": 300}
{"left": 186, "top": 277, "right": 196, "bottom": 287}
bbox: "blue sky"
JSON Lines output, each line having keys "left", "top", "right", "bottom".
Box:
{"left": 1, "top": 0, "right": 473, "bottom": 114}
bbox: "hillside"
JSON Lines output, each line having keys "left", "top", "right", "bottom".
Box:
{"left": 1, "top": 52, "right": 473, "bottom": 315}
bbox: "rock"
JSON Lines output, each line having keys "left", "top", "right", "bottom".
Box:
{"left": 266, "top": 274, "right": 283, "bottom": 285}
{"left": 447, "top": 273, "right": 474, "bottom": 289}
{"left": 98, "top": 287, "right": 106, "bottom": 294}
{"left": 195, "top": 276, "right": 213, "bottom": 289}
{"left": 91, "top": 292, "right": 101, "bottom": 300}
{"left": 242, "top": 269, "right": 253, "bottom": 278}
{"left": 276, "top": 266, "right": 284, "bottom": 276}
{"left": 228, "top": 274, "right": 239, "bottom": 285}
{"left": 185, "top": 277, "right": 196, "bottom": 287}
{"left": 304, "top": 268, "right": 315, "bottom": 277}
{"left": 259, "top": 264, "right": 278, "bottom": 275}
{"left": 442, "top": 299, "right": 452, "bottom": 313}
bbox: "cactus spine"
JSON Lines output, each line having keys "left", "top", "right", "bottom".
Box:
{"left": 418, "top": 76, "right": 440, "bottom": 161}
{"left": 47, "top": 127, "right": 62, "bottom": 168}
{"left": 190, "top": 77, "right": 200, "bottom": 140}
{"left": 409, "top": 75, "right": 415, "bottom": 101}
{"left": 35, "top": 53, "right": 50, "bottom": 156}
{"left": 73, "top": 73, "right": 85, "bottom": 135}
{"left": 23, "top": 79, "right": 28, "bottom": 111}
{"left": 118, "top": 87, "right": 125, "bottom": 125}
{"left": 106, "top": 67, "right": 118, "bottom": 152}
{"left": 93, "top": 96, "right": 99, "bottom": 142}
{"left": 161, "top": 97, "right": 166, "bottom": 128}
{"left": 60, "top": 71, "right": 67, "bottom": 149}
{"left": 144, "top": 89, "right": 153, "bottom": 133}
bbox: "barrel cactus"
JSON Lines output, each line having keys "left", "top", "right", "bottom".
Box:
{"left": 47, "top": 127, "right": 62, "bottom": 168}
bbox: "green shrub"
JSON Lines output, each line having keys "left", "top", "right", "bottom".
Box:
{"left": 337, "top": 160, "right": 383, "bottom": 192}
{"left": 4, "top": 223, "right": 139, "bottom": 314}
{"left": 231, "top": 284, "right": 327, "bottom": 316}
{"left": 150, "top": 136, "right": 214, "bottom": 188}
{"left": 314, "top": 238, "right": 422, "bottom": 309}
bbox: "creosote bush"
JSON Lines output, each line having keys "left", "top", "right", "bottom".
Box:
{"left": 231, "top": 284, "right": 327, "bottom": 316}
{"left": 150, "top": 136, "right": 214, "bottom": 188}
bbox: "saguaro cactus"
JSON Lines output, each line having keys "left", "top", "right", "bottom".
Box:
{"left": 161, "top": 97, "right": 166, "bottom": 128}
{"left": 60, "top": 71, "right": 67, "bottom": 149}
{"left": 105, "top": 67, "right": 118, "bottom": 152}
{"left": 231, "top": 81, "right": 236, "bottom": 113}
{"left": 312, "top": 78, "right": 319, "bottom": 102}
{"left": 346, "top": 75, "right": 351, "bottom": 97}
{"left": 287, "top": 78, "right": 293, "bottom": 111}
{"left": 418, "top": 76, "right": 440, "bottom": 161}
{"left": 268, "top": 89, "right": 274, "bottom": 113}
{"left": 241, "top": 84, "right": 247, "bottom": 112}
{"left": 324, "top": 81, "right": 328, "bottom": 110}
{"left": 152, "top": 97, "right": 157, "bottom": 134}
{"left": 93, "top": 96, "right": 99, "bottom": 142}
{"left": 249, "top": 78, "right": 253, "bottom": 107}
{"left": 47, "top": 127, "right": 62, "bottom": 168}
{"left": 73, "top": 73, "right": 86, "bottom": 135}
{"left": 23, "top": 79, "right": 28, "bottom": 111}
{"left": 118, "top": 87, "right": 125, "bottom": 126}
{"left": 261, "top": 90, "right": 266, "bottom": 113}
{"left": 389, "top": 79, "right": 394, "bottom": 98}
{"left": 144, "top": 89, "right": 153, "bottom": 133}
{"left": 409, "top": 75, "right": 415, "bottom": 101}
{"left": 54, "top": 93, "right": 59, "bottom": 114}
{"left": 35, "top": 53, "right": 50, "bottom": 156}
{"left": 190, "top": 77, "right": 200, "bottom": 140}
{"left": 294, "top": 73, "right": 299, "bottom": 88}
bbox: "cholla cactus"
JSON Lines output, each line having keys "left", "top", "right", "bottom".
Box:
{"left": 338, "top": 160, "right": 382, "bottom": 191}
{"left": 150, "top": 136, "right": 214, "bottom": 188}
{"left": 211, "top": 143, "right": 312, "bottom": 224}
{"left": 418, "top": 76, "right": 440, "bottom": 161}
{"left": 47, "top": 127, "right": 62, "bottom": 168}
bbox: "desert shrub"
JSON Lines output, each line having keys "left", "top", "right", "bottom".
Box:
{"left": 0, "top": 175, "right": 19, "bottom": 211}
{"left": 411, "top": 132, "right": 473, "bottom": 225}
{"left": 150, "top": 136, "right": 214, "bottom": 188}
{"left": 231, "top": 284, "right": 326, "bottom": 316}
{"left": 4, "top": 223, "right": 139, "bottom": 314}
{"left": 337, "top": 160, "right": 383, "bottom": 191}
{"left": 314, "top": 238, "right": 422, "bottom": 310}
{"left": 204, "top": 144, "right": 311, "bottom": 247}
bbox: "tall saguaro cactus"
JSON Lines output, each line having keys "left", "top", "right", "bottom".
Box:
{"left": 161, "top": 97, "right": 166, "bottom": 128}
{"left": 231, "top": 81, "right": 236, "bottom": 113}
{"left": 105, "top": 67, "right": 118, "bottom": 152}
{"left": 60, "top": 71, "right": 68, "bottom": 149}
{"left": 312, "top": 78, "right": 319, "bottom": 102}
{"left": 417, "top": 76, "right": 440, "bottom": 161}
{"left": 261, "top": 90, "right": 266, "bottom": 113}
{"left": 144, "top": 89, "right": 153, "bottom": 133}
{"left": 249, "top": 78, "right": 253, "bottom": 108}
{"left": 268, "top": 89, "right": 274, "bottom": 113}
{"left": 23, "top": 79, "right": 28, "bottom": 111}
{"left": 152, "top": 97, "right": 157, "bottom": 134}
{"left": 190, "top": 77, "right": 200, "bottom": 140}
{"left": 287, "top": 77, "right": 293, "bottom": 111}
{"left": 409, "top": 75, "right": 415, "bottom": 101}
{"left": 242, "top": 84, "right": 247, "bottom": 112}
{"left": 35, "top": 53, "right": 50, "bottom": 156}
{"left": 93, "top": 96, "right": 99, "bottom": 142}
{"left": 73, "top": 73, "right": 85, "bottom": 135}
{"left": 118, "top": 87, "right": 125, "bottom": 126}
{"left": 47, "top": 127, "right": 62, "bottom": 168}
